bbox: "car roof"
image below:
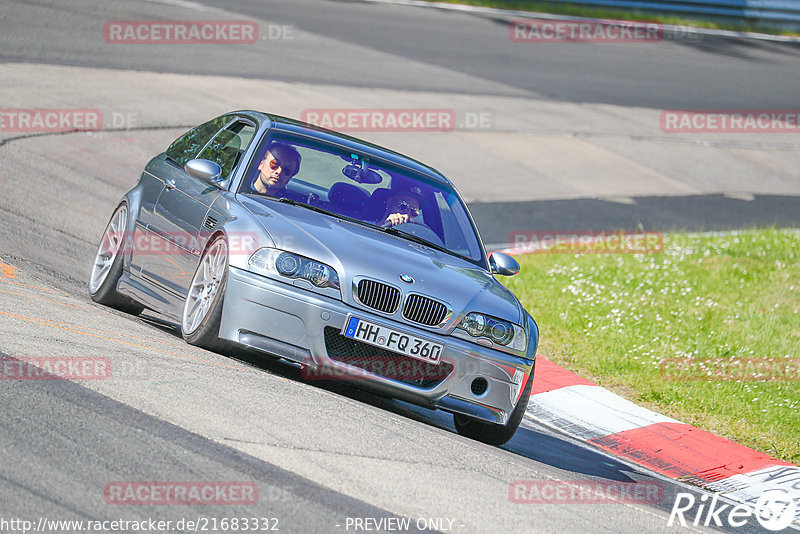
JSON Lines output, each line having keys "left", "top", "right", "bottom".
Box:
{"left": 231, "top": 110, "right": 454, "bottom": 187}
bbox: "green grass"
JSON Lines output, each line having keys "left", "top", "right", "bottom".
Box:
{"left": 502, "top": 228, "right": 800, "bottom": 464}
{"left": 422, "top": 0, "right": 800, "bottom": 36}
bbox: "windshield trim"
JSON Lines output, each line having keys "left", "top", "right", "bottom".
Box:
{"left": 238, "top": 130, "right": 489, "bottom": 270}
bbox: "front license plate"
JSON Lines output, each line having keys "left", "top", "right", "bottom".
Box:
{"left": 342, "top": 316, "right": 442, "bottom": 365}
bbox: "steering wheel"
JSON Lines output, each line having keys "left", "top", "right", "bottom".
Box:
{"left": 391, "top": 221, "right": 445, "bottom": 248}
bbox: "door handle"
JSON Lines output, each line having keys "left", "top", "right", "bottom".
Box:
{"left": 165, "top": 178, "right": 177, "bottom": 190}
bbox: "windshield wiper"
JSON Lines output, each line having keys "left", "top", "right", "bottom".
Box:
{"left": 276, "top": 197, "right": 342, "bottom": 219}
{"left": 381, "top": 226, "right": 454, "bottom": 257}
{"left": 277, "top": 197, "right": 386, "bottom": 228}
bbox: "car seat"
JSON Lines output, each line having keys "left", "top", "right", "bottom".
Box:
{"left": 328, "top": 182, "right": 370, "bottom": 219}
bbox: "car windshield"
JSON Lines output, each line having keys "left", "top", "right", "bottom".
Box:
{"left": 238, "top": 131, "right": 485, "bottom": 265}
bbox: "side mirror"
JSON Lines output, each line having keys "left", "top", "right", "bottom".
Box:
{"left": 489, "top": 251, "right": 520, "bottom": 276}
{"left": 185, "top": 159, "right": 223, "bottom": 186}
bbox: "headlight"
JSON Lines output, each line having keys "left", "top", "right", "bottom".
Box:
{"left": 456, "top": 312, "right": 527, "bottom": 352}
{"left": 462, "top": 313, "right": 486, "bottom": 337}
{"left": 275, "top": 252, "right": 301, "bottom": 276}
{"left": 248, "top": 248, "right": 340, "bottom": 290}
{"left": 303, "top": 262, "right": 335, "bottom": 287}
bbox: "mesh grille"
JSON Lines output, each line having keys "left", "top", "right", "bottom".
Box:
{"left": 470, "top": 377, "right": 488, "bottom": 396}
{"left": 356, "top": 279, "right": 400, "bottom": 314}
{"left": 323, "top": 327, "right": 452, "bottom": 389}
{"left": 402, "top": 294, "right": 448, "bottom": 326}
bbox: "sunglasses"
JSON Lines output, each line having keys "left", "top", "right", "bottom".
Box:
{"left": 266, "top": 155, "right": 297, "bottom": 176}
{"left": 394, "top": 200, "right": 421, "bottom": 217}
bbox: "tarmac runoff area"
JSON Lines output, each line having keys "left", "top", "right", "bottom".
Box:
{"left": 2, "top": 62, "right": 800, "bottom": 210}
{"left": 4, "top": 63, "right": 800, "bottom": 248}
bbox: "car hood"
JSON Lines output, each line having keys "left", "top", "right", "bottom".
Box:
{"left": 239, "top": 196, "right": 523, "bottom": 329}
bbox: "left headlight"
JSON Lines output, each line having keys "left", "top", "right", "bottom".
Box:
{"left": 248, "top": 248, "right": 340, "bottom": 290}
{"left": 454, "top": 312, "right": 527, "bottom": 353}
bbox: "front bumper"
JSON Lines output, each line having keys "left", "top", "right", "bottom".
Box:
{"left": 219, "top": 266, "right": 534, "bottom": 425}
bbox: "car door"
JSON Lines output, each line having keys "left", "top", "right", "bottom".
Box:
{"left": 130, "top": 115, "right": 230, "bottom": 284}
{"left": 145, "top": 117, "right": 256, "bottom": 298}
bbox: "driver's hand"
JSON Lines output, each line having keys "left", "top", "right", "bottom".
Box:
{"left": 383, "top": 213, "right": 410, "bottom": 227}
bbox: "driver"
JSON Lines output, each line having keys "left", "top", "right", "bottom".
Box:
{"left": 379, "top": 186, "right": 424, "bottom": 228}
{"left": 248, "top": 142, "right": 301, "bottom": 196}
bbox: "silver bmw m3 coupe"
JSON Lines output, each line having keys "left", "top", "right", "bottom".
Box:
{"left": 89, "top": 111, "right": 538, "bottom": 445}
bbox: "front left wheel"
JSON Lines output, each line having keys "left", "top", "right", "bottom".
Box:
{"left": 181, "top": 236, "right": 230, "bottom": 352}
{"left": 453, "top": 371, "right": 534, "bottom": 446}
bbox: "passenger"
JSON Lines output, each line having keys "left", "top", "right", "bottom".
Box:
{"left": 248, "top": 142, "right": 301, "bottom": 196}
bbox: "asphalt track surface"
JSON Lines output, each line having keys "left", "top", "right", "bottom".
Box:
{"left": 4, "top": 0, "right": 800, "bottom": 108}
{"left": 1, "top": 0, "right": 798, "bottom": 533}
{"left": 3, "top": 0, "right": 800, "bottom": 239}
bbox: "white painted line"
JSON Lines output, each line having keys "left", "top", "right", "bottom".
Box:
{"left": 145, "top": 0, "right": 214, "bottom": 11}
{"left": 526, "top": 384, "right": 678, "bottom": 440}
{"left": 365, "top": 0, "right": 800, "bottom": 43}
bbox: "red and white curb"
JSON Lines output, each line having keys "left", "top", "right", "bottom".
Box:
{"left": 525, "top": 357, "right": 800, "bottom": 525}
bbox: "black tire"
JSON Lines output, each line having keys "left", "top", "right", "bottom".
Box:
{"left": 88, "top": 202, "right": 145, "bottom": 315}
{"left": 181, "top": 236, "right": 231, "bottom": 352}
{"left": 453, "top": 370, "right": 534, "bottom": 446}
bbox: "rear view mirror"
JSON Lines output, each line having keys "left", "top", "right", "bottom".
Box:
{"left": 343, "top": 164, "right": 382, "bottom": 184}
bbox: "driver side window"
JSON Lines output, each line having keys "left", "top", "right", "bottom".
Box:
{"left": 197, "top": 120, "right": 256, "bottom": 180}
{"left": 165, "top": 116, "right": 229, "bottom": 168}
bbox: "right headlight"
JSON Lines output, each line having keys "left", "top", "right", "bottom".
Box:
{"left": 454, "top": 312, "right": 527, "bottom": 353}
{"left": 248, "top": 248, "right": 340, "bottom": 291}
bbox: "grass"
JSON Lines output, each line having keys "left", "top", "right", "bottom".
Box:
{"left": 502, "top": 228, "right": 800, "bottom": 464}
{"left": 421, "top": 0, "right": 800, "bottom": 36}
